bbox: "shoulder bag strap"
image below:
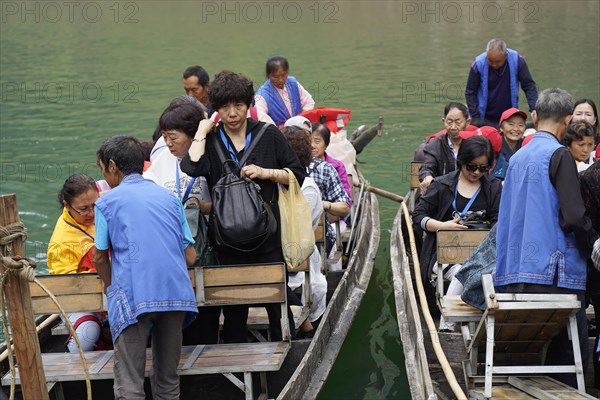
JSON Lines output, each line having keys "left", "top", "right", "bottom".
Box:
{"left": 238, "top": 123, "right": 269, "bottom": 166}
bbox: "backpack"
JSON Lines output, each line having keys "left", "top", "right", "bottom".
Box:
{"left": 210, "top": 124, "right": 277, "bottom": 252}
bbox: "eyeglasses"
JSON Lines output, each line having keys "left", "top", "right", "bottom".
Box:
{"left": 68, "top": 203, "right": 95, "bottom": 216}
{"left": 465, "top": 163, "right": 491, "bottom": 173}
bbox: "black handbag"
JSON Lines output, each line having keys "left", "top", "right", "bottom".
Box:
{"left": 209, "top": 124, "right": 277, "bottom": 252}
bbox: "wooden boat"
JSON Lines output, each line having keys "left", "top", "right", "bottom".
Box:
{"left": 391, "top": 188, "right": 599, "bottom": 399}
{"left": 0, "top": 119, "right": 381, "bottom": 400}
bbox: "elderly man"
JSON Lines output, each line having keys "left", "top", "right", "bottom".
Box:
{"left": 465, "top": 39, "right": 538, "bottom": 126}
{"left": 183, "top": 65, "right": 211, "bottom": 111}
{"left": 495, "top": 88, "right": 600, "bottom": 388}
{"left": 93, "top": 135, "right": 198, "bottom": 400}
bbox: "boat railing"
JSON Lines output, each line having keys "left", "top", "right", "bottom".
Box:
{"left": 400, "top": 201, "right": 468, "bottom": 400}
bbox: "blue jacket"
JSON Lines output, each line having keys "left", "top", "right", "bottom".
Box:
{"left": 95, "top": 174, "right": 197, "bottom": 339}
{"left": 256, "top": 76, "right": 302, "bottom": 125}
{"left": 495, "top": 132, "right": 587, "bottom": 290}
{"left": 475, "top": 48, "right": 519, "bottom": 119}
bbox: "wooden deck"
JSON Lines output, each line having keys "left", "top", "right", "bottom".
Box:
{"left": 2, "top": 342, "right": 290, "bottom": 385}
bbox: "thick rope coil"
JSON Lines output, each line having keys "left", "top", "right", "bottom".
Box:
{"left": 0, "top": 221, "right": 92, "bottom": 400}
{"left": 0, "top": 223, "right": 28, "bottom": 254}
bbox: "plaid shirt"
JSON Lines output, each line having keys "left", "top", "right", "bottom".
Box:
{"left": 308, "top": 157, "right": 350, "bottom": 246}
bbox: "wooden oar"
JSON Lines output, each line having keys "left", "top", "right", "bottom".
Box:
{"left": 355, "top": 183, "right": 404, "bottom": 203}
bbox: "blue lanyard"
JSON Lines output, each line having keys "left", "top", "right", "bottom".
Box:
{"left": 219, "top": 128, "right": 252, "bottom": 166}
{"left": 175, "top": 160, "right": 196, "bottom": 202}
{"left": 63, "top": 219, "right": 95, "bottom": 241}
{"left": 452, "top": 184, "right": 481, "bottom": 218}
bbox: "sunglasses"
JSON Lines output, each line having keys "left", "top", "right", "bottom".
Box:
{"left": 465, "top": 163, "right": 491, "bottom": 173}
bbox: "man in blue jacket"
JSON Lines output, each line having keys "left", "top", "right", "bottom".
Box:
{"left": 495, "top": 88, "right": 600, "bottom": 388}
{"left": 465, "top": 39, "right": 538, "bottom": 127}
{"left": 93, "top": 135, "right": 198, "bottom": 400}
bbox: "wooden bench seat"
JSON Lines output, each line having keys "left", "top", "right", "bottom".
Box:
{"left": 2, "top": 342, "right": 289, "bottom": 385}
{"left": 4, "top": 263, "right": 291, "bottom": 400}
{"left": 410, "top": 161, "right": 422, "bottom": 190}
{"left": 439, "top": 295, "right": 481, "bottom": 323}
{"left": 435, "top": 229, "right": 489, "bottom": 324}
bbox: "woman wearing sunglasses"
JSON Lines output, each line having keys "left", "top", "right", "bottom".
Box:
{"left": 47, "top": 173, "right": 110, "bottom": 352}
{"left": 413, "top": 136, "right": 502, "bottom": 328}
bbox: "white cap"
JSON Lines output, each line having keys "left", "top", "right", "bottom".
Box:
{"left": 284, "top": 116, "right": 312, "bottom": 132}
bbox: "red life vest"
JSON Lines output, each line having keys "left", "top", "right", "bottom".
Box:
{"left": 298, "top": 107, "right": 352, "bottom": 133}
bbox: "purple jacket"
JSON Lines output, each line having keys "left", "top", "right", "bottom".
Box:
{"left": 325, "top": 153, "right": 352, "bottom": 207}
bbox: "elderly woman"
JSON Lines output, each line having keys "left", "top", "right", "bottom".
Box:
{"left": 413, "top": 136, "right": 502, "bottom": 329}
{"left": 144, "top": 98, "right": 211, "bottom": 213}
{"left": 254, "top": 55, "right": 315, "bottom": 126}
{"left": 420, "top": 102, "right": 472, "bottom": 194}
{"left": 181, "top": 70, "right": 305, "bottom": 342}
{"left": 492, "top": 107, "right": 527, "bottom": 180}
{"left": 47, "top": 173, "right": 109, "bottom": 352}
{"left": 564, "top": 121, "right": 596, "bottom": 173}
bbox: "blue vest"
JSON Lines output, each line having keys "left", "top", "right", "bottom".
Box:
{"left": 476, "top": 48, "right": 519, "bottom": 119}
{"left": 495, "top": 132, "right": 587, "bottom": 290}
{"left": 256, "top": 76, "right": 302, "bottom": 125}
{"left": 95, "top": 174, "right": 197, "bottom": 339}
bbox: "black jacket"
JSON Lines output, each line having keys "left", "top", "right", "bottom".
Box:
{"left": 412, "top": 170, "right": 503, "bottom": 282}
{"left": 180, "top": 119, "right": 305, "bottom": 255}
{"left": 419, "top": 134, "right": 456, "bottom": 181}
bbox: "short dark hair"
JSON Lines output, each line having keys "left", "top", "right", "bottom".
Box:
{"left": 457, "top": 136, "right": 494, "bottom": 168}
{"left": 183, "top": 65, "right": 210, "bottom": 86}
{"left": 311, "top": 123, "right": 331, "bottom": 147}
{"left": 139, "top": 140, "right": 154, "bottom": 162}
{"left": 563, "top": 120, "right": 596, "bottom": 146}
{"left": 535, "top": 88, "right": 573, "bottom": 123}
{"left": 159, "top": 101, "right": 205, "bottom": 138}
{"left": 266, "top": 55, "right": 289, "bottom": 77}
{"left": 444, "top": 102, "right": 469, "bottom": 119}
{"left": 57, "top": 173, "right": 97, "bottom": 208}
{"left": 97, "top": 135, "right": 144, "bottom": 176}
{"left": 573, "top": 98, "right": 599, "bottom": 131}
{"left": 281, "top": 126, "right": 311, "bottom": 168}
{"left": 208, "top": 70, "right": 254, "bottom": 111}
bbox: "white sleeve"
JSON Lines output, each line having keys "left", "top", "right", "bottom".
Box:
{"left": 297, "top": 82, "right": 315, "bottom": 111}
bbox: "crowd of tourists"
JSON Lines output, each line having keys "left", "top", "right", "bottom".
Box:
{"left": 46, "top": 55, "right": 352, "bottom": 399}
{"left": 414, "top": 38, "right": 600, "bottom": 391}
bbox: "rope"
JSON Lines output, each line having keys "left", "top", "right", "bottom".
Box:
{"left": 401, "top": 201, "right": 467, "bottom": 400}
{"left": 0, "top": 222, "right": 92, "bottom": 400}
{"left": 0, "top": 223, "right": 28, "bottom": 252}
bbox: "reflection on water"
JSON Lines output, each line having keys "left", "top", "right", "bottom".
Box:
{"left": 0, "top": 1, "right": 598, "bottom": 398}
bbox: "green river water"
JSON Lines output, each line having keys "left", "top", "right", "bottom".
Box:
{"left": 1, "top": 1, "right": 599, "bottom": 398}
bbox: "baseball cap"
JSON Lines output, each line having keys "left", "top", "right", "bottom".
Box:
{"left": 284, "top": 116, "right": 312, "bottom": 132}
{"left": 459, "top": 126, "right": 502, "bottom": 154}
{"left": 499, "top": 107, "right": 527, "bottom": 126}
